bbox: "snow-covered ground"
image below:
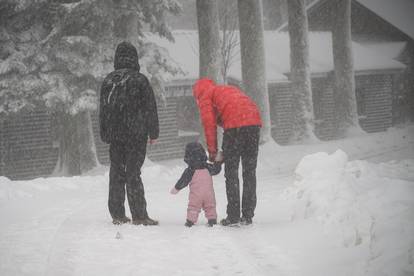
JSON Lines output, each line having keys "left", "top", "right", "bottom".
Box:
{"left": 1, "top": 126, "right": 413, "bottom": 276}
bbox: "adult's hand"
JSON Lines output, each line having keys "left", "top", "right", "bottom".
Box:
{"left": 208, "top": 151, "right": 217, "bottom": 163}
{"left": 215, "top": 151, "right": 224, "bottom": 163}
{"left": 148, "top": 139, "right": 157, "bottom": 145}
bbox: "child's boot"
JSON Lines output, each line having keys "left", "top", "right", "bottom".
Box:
{"left": 185, "top": 219, "right": 194, "bottom": 227}
{"left": 207, "top": 219, "right": 217, "bottom": 227}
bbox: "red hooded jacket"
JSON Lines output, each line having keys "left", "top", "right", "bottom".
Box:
{"left": 193, "top": 78, "right": 262, "bottom": 156}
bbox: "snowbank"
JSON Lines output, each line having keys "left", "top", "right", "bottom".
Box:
{"left": 283, "top": 150, "right": 414, "bottom": 275}
{"left": 0, "top": 176, "right": 33, "bottom": 200}
{"left": 0, "top": 174, "right": 107, "bottom": 201}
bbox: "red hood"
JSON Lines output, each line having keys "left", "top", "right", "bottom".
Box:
{"left": 192, "top": 78, "right": 216, "bottom": 100}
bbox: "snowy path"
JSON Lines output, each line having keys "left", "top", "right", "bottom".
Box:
{"left": 0, "top": 172, "right": 298, "bottom": 275}
{"left": 39, "top": 175, "right": 297, "bottom": 276}
{"left": 1, "top": 126, "right": 413, "bottom": 275}
{"left": 0, "top": 178, "right": 104, "bottom": 276}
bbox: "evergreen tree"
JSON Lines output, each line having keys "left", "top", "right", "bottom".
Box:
{"left": 0, "top": 0, "right": 181, "bottom": 176}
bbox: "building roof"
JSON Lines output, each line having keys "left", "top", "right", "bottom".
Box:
{"left": 145, "top": 31, "right": 405, "bottom": 83}
{"left": 277, "top": 0, "right": 414, "bottom": 41}
{"left": 357, "top": 0, "right": 414, "bottom": 41}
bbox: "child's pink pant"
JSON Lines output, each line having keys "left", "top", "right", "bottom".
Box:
{"left": 187, "top": 169, "right": 217, "bottom": 223}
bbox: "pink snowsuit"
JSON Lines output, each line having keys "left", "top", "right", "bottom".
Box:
{"left": 172, "top": 142, "right": 222, "bottom": 224}
{"left": 187, "top": 168, "right": 217, "bottom": 223}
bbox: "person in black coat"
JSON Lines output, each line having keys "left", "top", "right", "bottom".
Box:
{"left": 99, "top": 41, "right": 159, "bottom": 225}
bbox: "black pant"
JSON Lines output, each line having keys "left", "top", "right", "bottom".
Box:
{"left": 222, "top": 125, "right": 260, "bottom": 220}
{"left": 108, "top": 138, "right": 148, "bottom": 220}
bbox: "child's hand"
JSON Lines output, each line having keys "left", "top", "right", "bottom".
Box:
{"left": 170, "top": 187, "right": 179, "bottom": 194}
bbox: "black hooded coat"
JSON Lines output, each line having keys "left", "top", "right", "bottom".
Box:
{"left": 99, "top": 41, "right": 159, "bottom": 143}
{"left": 99, "top": 42, "right": 159, "bottom": 221}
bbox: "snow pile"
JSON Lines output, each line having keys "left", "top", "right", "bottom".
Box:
{"left": 283, "top": 150, "right": 414, "bottom": 275}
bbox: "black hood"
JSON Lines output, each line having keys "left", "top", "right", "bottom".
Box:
{"left": 114, "top": 41, "right": 140, "bottom": 71}
{"left": 184, "top": 142, "right": 207, "bottom": 168}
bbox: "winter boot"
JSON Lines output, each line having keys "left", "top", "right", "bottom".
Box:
{"left": 207, "top": 219, "right": 217, "bottom": 227}
{"left": 132, "top": 216, "right": 159, "bottom": 226}
{"left": 240, "top": 216, "right": 253, "bottom": 225}
{"left": 185, "top": 219, "right": 194, "bottom": 227}
{"left": 220, "top": 217, "right": 240, "bottom": 227}
{"left": 112, "top": 216, "right": 131, "bottom": 225}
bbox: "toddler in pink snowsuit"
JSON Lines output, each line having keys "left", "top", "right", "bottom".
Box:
{"left": 170, "top": 142, "right": 222, "bottom": 227}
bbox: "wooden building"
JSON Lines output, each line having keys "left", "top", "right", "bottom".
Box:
{"left": 0, "top": 30, "right": 407, "bottom": 179}
{"left": 278, "top": 0, "right": 414, "bottom": 125}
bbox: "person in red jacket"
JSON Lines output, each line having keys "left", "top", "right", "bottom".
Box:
{"left": 192, "top": 78, "right": 262, "bottom": 226}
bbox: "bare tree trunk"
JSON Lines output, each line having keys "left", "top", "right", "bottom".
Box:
{"left": 53, "top": 111, "right": 98, "bottom": 176}
{"left": 237, "top": 0, "right": 271, "bottom": 142}
{"left": 332, "top": 0, "right": 361, "bottom": 137}
{"left": 54, "top": 111, "right": 81, "bottom": 176}
{"left": 287, "top": 0, "right": 317, "bottom": 143}
{"left": 76, "top": 111, "right": 98, "bottom": 173}
{"left": 196, "top": 0, "right": 222, "bottom": 146}
{"left": 196, "top": 0, "right": 222, "bottom": 83}
{"left": 0, "top": 118, "right": 5, "bottom": 176}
